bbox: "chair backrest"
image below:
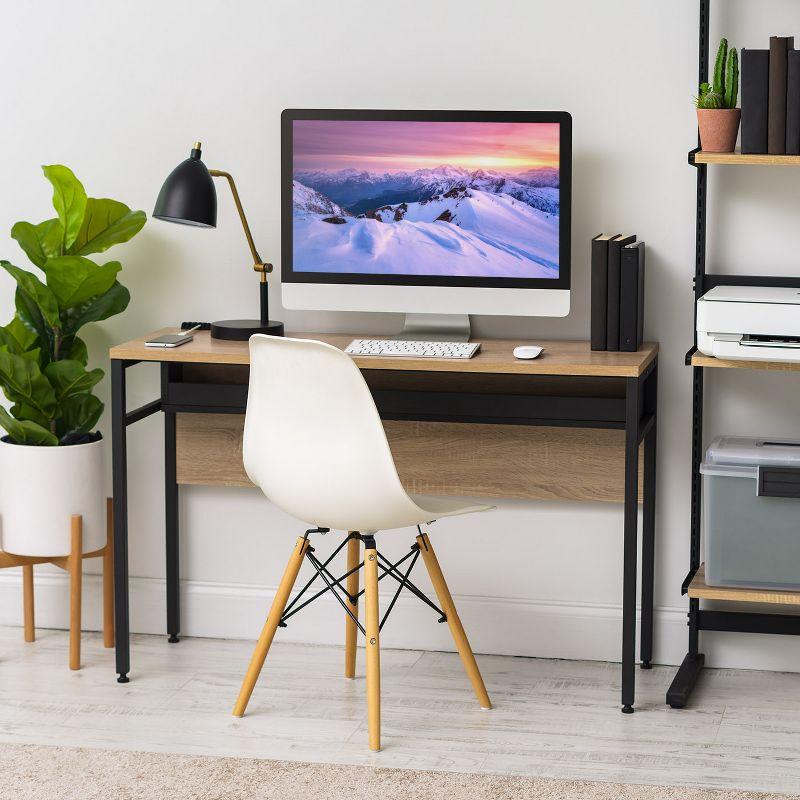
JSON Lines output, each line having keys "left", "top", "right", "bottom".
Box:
{"left": 243, "top": 335, "right": 417, "bottom": 530}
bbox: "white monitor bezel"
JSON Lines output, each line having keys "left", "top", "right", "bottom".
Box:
{"left": 282, "top": 109, "right": 571, "bottom": 318}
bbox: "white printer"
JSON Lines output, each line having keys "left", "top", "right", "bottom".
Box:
{"left": 697, "top": 286, "right": 800, "bottom": 363}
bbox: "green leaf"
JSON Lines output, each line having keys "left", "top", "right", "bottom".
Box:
{"left": 42, "top": 165, "right": 87, "bottom": 251}
{"left": 0, "top": 318, "right": 38, "bottom": 357}
{"left": 57, "top": 393, "right": 103, "bottom": 440}
{"left": 14, "top": 288, "right": 52, "bottom": 353}
{"left": 42, "top": 256, "right": 121, "bottom": 309}
{"left": 4, "top": 316, "right": 38, "bottom": 352}
{"left": 62, "top": 281, "right": 130, "bottom": 336}
{"left": 43, "top": 359, "right": 103, "bottom": 402}
{"left": 0, "top": 406, "right": 58, "bottom": 446}
{"left": 10, "top": 398, "right": 49, "bottom": 427}
{"left": 10, "top": 219, "right": 64, "bottom": 267}
{"left": 66, "top": 336, "right": 88, "bottom": 366}
{"left": 0, "top": 349, "right": 56, "bottom": 419}
{"left": 69, "top": 198, "right": 146, "bottom": 256}
{"left": 1, "top": 261, "right": 60, "bottom": 329}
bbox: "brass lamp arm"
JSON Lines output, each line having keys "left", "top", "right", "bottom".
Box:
{"left": 209, "top": 170, "right": 273, "bottom": 280}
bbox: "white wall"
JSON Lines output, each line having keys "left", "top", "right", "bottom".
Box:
{"left": 3, "top": 0, "right": 800, "bottom": 672}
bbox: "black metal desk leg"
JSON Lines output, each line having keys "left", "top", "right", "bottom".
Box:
{"left": 640, "top": 424, "right": 656, "bottom": 669}
{"left": 111, "top": 360, "right": 131, "bottom": 683}
{"left": 640, "top": 362, "right": 658, "bottom": 670}
{"left": 165, "top": 410, "right": 180, "bottom": 643}
{"left": 621, "top": 376, "right": 641, "bottom": 713}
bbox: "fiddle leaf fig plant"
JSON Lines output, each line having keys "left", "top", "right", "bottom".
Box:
{"left": 0, "top": 165, "right": 146, "bottom": 446}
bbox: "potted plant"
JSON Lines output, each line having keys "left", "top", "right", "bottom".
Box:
{"left": 695, "top": 37, "right": 740, "bottom": 153}
{"left": 0, "top": 165, "right": 145, "bottom": 557}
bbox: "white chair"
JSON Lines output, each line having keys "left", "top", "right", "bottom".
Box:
{"left": 232, "top": 334, "right": 493, "bottom": 751}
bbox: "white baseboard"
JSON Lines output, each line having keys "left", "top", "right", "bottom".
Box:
{"left": 2, "top": 570, "right": 800, "bottom": 672}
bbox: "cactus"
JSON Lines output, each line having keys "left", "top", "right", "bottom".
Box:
{"left": 713, "top": 37, "right": 728, "bottom": 99}
{"left": 694, "top": 39, "right": 739, "bottom": 109}
{"left": 725, "top": 47, "right": 739, "bottom": 108}
{"left": 697, "top": 91, "right": 724, "bottom": 109}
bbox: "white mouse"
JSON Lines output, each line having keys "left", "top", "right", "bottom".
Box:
{"left": 513, "top": 345, "right": 543, "bottom": 360}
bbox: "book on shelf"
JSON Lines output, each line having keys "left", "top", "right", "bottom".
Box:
{"left": 768, "top": 36, "right": 794, "bottom": 155}
{"left": 590, "top": 233, "right": 616, "bottom": 351}
{"left": 787, "top": 50, "right": 800, "bottom": 155}
{"left": 606, "top": 234, "right": 636, "bottom": 352}
{"left": 741, "top": 48, "right": 769, "bottom": 154}
{"left": 620, "top": 242, "right": 645, "bottom": 353}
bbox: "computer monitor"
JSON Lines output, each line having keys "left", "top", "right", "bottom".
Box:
{"left": 282, "top": 109, "right": 571, "bottom": 337}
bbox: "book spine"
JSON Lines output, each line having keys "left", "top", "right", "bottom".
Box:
{"left": 788, "top": 50, "right": 800, "bottom": 155}
{"left": 590, "top": 237, "right": 609, "bottom": 351}
{"left": 606, "top": 241, "right": 622, "bottom": 351}
{"left": 636, "top": 244, "right": 645, "bottom": 349}
{"left": 620, "top": 244, "right": 640, "bottom": 353}
{"left": 741, "top": 49, "right": 770, "bottom": 154}
{"left": 768, "top": 36, "right": 793, "bottom": 155}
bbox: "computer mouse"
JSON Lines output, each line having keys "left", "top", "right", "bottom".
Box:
{"left": 513, "top": 345, "right": 543, "bottom": 360}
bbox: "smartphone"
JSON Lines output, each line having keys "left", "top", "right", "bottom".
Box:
{"left": 145, "top": 332, "right": 195, "bottom": 348}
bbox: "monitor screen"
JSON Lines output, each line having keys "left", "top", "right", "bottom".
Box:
{"left": 282, "top": 110, "right": 571, "bottom": 290}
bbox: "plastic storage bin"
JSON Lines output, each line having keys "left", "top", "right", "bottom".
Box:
{"left": 702, "top": 436, "right": 800, "bottom": 591}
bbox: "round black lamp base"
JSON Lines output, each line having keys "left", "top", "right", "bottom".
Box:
{"left": 210, "top": 319, "right": 285, "bottom": 340}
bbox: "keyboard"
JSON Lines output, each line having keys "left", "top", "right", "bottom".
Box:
{"left": 345, "top": 339, "right": 481, "bottom": 360}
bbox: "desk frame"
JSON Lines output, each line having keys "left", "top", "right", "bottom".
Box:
{"left": 110, "top": 349, "right": 658, "bottom": 713}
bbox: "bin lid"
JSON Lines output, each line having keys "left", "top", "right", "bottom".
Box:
{"left": 704, "top": 436, "right": 800, "bottom": 468}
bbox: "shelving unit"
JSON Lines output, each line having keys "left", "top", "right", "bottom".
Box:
{"left": 666, "top": 0, "right": 800, "bottom": 709}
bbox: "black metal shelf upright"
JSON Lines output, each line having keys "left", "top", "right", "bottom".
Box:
{"left": 666, "top": 0, "right": 800, "bottom": 708}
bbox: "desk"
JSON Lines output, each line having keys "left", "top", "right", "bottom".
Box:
{"left": 109, "top": 331, "right": 658, "bottom": 712}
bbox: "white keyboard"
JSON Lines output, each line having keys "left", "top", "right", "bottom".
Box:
{"left": 345, "top": 339, "right": 481, "bottom": 360}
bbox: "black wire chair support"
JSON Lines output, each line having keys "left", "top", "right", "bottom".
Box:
{"left": 277, "top": 530, "right": 446, "bottom": 633}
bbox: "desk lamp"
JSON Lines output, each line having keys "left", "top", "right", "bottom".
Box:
{"left": 153, "top": 142, "right": 284, "bottom": 339}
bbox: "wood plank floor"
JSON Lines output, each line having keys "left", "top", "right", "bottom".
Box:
{"left": 1, "top": 626, "right": 800, "bottom": 795}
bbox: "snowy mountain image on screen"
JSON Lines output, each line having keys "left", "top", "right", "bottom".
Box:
{"left": 292, "top": 165, "right": 559, "bottom": 279}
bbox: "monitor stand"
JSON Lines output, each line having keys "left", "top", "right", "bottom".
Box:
{"left": 395, "top": 313, "right": 471, "bottom": 342}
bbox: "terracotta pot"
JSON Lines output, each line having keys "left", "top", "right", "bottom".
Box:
{"left": 697, "top": 108, "right": 741, "bottom": 153}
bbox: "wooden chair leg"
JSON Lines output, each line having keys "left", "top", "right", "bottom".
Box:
{"left": 103, "top": 498, "right": 115, "bottom": 648}
{"left": 69, "top": 515, "right": 83, "bottom": 671}
{"left": 345, "top": 534, "right": 360, "bottom": 680}
{"left": 363, "top": 536, "right": 381, "bottom": 751}
{"left": 23, "top": 565, "right": 35, "bottom": 643}
{"left": 233, "top": 536, "right": 310, "bottom": 717}
{"left": 416, "top": 532, "right": 491, "bottom": 710}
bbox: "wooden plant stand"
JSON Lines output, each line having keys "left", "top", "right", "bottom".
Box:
{"left": 0, "top": 497, "right": 115, "bottom": 670}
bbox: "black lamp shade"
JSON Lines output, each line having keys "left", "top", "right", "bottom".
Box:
{"left": 153, "top": 147, "right": 217, "bottom": 227}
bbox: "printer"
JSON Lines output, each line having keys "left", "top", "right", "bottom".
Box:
{"left": 697, "top": 286, "right": 800, "bottom": 363}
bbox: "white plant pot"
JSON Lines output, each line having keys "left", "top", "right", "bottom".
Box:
{"left": 0, "top": 437, "right": 106, "bottom": 557}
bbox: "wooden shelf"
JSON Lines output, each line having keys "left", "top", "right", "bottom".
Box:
{"left": 694, "top": 150, "right": 800, "bottom": 166}
{"left": 689, "top": 565, "right": 800, "bottom": 605}
{"left": 691, "top": 352, "right": 800, "bottom": 372}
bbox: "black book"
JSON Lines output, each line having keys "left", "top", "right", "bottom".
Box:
{"left": 620, "top": 241, "right": 645, "bottom": 353}
{"left": 741, "top": 49, "right": 769, "bottom": 154}
{"left": 768, "top": 36, "right": 794, "bottom": 155}
{"left": 590, "top": 233, "right": 616, "bottom": 351}
{"left": 787, "top": 50, "right": 800, "bottom": 155}
{"left": 606, "top": 234, "right": 635, "bottom": 352}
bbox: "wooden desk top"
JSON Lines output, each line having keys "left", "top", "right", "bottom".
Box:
{"left": 110, "top": 329, "right": 658, "bottom": 378}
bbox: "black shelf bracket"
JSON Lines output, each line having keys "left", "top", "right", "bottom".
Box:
{"left": 688, "top": 147, "right": 700, "bottom": 167}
